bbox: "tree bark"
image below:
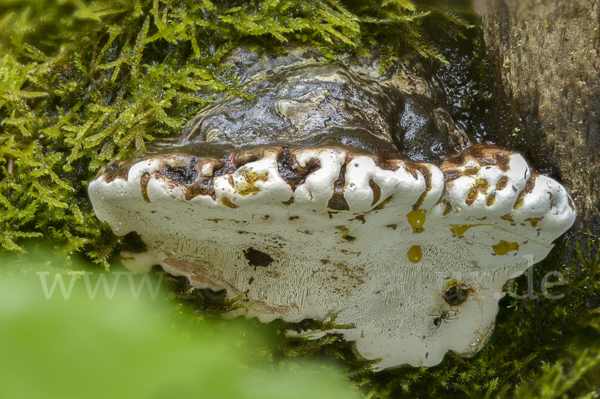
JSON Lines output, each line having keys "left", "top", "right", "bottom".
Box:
{"left": 474, "top": 0, "right": 600, "bottom": 229}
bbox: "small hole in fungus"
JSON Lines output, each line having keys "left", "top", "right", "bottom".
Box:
{"left": 244, "top": 247, "right": 274, "bottom": 268}
{"left": 443, "top": 285, "right": 468, "bottom": 306}
{"left": 121, "top": 232, "right": 147, "bottom": 253}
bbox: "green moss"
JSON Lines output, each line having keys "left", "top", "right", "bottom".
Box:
{"left": 0, "top": 0, "right": 472, "bottom": 262}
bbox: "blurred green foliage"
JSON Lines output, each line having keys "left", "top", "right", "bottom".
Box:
{"left": 0, "top": 244, "right": 360, "bottom": 398}
{"left": 513, "top": 347, "right": 600, "bottom": 399}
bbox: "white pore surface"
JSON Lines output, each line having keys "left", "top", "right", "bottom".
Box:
{"left": 89, "top": 147, "right": 576, "bottom": 370}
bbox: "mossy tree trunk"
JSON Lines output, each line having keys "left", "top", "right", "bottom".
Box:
{"left": 474, "top": 0, "right": 600, "bottom": 230}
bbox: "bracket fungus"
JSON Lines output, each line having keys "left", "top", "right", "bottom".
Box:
{"left": 89, "top": 47, "right": 576, "bottom": 369}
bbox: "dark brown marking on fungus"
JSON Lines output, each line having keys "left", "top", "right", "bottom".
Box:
{"left": 568, "top": 197, "right": 575, "bottom": 211}
{"left": 486, "top": 192, "right": 496, "bottom": 207}
{"left": 221, "top": 196, "right": 239, "bottom": 208}
{"left": 282, "top": 197, "right": 294, "bottom": 205}
{"left": 186, "top": 176, "right": 216, "bottom": 200}
{"left": 212, "top": 153, "right": 237, "bottom": 177}
{"left": 373, "top": 195, "right": 394, "bottom": 210}
{"left": 369, "top": 179, "right": 381, "bottom": 206}
{"left": 277, "top": 147, "right": 322, "bottom": 190}
{"left": 99, "top": 160, "right": 133, "bottom": 183}
{"left": 233, "top": 148, "right": 265, "bottom": 166}
{"left": 156, "top": 159, "right": 198, "bottom": 187}
{"left": 328, "top": 164, "right": 350, "bottom": 211}
{"left": 403, "top": 162, "right": 419, "bottom": 180}
{"left": 525, "top": 217, "right": 542, "bottom": 227}
{"left": 405, "top": 161, "right": 432, "bottom": 211}
{"left": 353, "top": 214, "right": 366, "bottom": 224}
{"left": 373, "top": 156, "right": 401, "bottom": 172}
{"left": 442, "top": 200, "right": 453, "bottom": 215}
{"left": 276, "top": 146, "right": 295, "bottom": 180}
{"left": 443, "top": 170, "right": 462, "bottom": 183}
{"left": 140, "top": 173, "right": 151, "bottom": 203}
{"left": 514, "top": 178, "right": 536, "bottom": 210}
{"left": 444, "top": 144, "right": 511, "bottom": 172}
{"left": 339, "top": 249, "right": 361, "bottom": 257}
{"left": 289, "top": 216, "right": 299, "bottom": 220}
{"left": 244, "top": 247, "right": 274, "bottom": 268}
{"left": 387, "top": 224, "right": 397, "bottom": 230}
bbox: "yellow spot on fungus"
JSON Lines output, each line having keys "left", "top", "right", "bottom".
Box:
{"left": 493, "top": 240, "right": 520, "bottom": 255}
{"left": 221, "top": 196, "right": 239, "bottom": 208}
{"left": 445, "top": 279, "right": 464, "bottom": 290}
{"left": 501, "top": 214, "right": 515, "bottom": 223}
{"left": 407, "top": 209, "right": 426, "bottom": 228}
{"left": 465, "top": 178, "right": 489, "bottom": 206}
{"left": 513, "top": 193, "right": 525, "bottom": 210}
{"left": 442, "top": 200, "right": 452, "bottom": 215}
{"left": 514, "top": 179, "right": 536, "bottom": 210}
{"left": 237, "top": 171, "right": 268, "bottom": 196}
{"left": 449, "top": 224, "right": 481, "bottom": 237}
{"left": 496, "top": 176, "right": 508, "bottom": 191}
{"left": 407, "top": 245, "right": 422, "bottom": 263}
